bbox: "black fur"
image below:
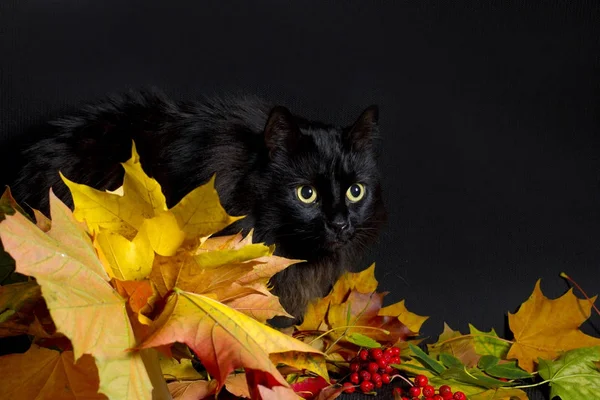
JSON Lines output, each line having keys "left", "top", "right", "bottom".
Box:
{"left": 10, "top": 91, "right": 387, "bottom": 325}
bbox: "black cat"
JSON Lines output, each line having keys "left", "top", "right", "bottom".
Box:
{"left": 9, "top": 91, "right": 387, "bottom": 325}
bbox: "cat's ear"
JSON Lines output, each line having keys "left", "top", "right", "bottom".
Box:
{"left": 344, "top": 105, "right": 379, "bottom": 151}
{"left": 264, "top": 106, "right": 301, "bottom": 157}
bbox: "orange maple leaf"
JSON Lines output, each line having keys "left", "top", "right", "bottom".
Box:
{"left": 507, "top": 279, "right": 600, "bottom": 372}
{"left": 0, "top": 191, "right": 153, "bottom": 399}
{"left": 138, "top": 289, "right": 328, "bottom": 393}
{"left": 0, "top": 344, "right": 107, "bottom": 399}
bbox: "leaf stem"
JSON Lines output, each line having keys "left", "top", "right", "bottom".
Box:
{"left": 507, "top": 373, "right": 600, "bottom": 389}
{"left": 560, "top": 272, "right": 600, "bottom": 317}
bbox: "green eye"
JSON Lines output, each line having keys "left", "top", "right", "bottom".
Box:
{"left": 296, "top": 185, "right": 318, "bottom": 203}
{"left": 346, "top": 183, "right": 365, "bottom": 202}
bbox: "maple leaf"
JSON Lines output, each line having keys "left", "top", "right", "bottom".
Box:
{"left": 469, "top": 324, "right": 510, "bottom": 359}
{"left": 507, "top": 279, "right": 600, "bottom": 372}
{"left": 138, "top": 289, "right": 328, "bottom": 393}
{"left": 0, "top": 191, "right": 153, "bottom": 399}
{"left": 0, "top": 281, "right": 40, "bottom": 324}
{"left": 0, "top": 344, "right": 107, "bottom": 399}
{"left": 168, "top": 380, "right": 218, "bottom": 400}
{"left": 538, "top": 345, "right": 600, "bottom": 400}
{"left": 258, "top": 384, "right": 303, "bottom": 399}
{"left": 428, "top": 323, "right": 480, "bottom": 368}
{"left": 328, "top": 290, "right": 412, "bottom": 344}
{"left": 379, "top": 299, "right": 429, "bottom": 334}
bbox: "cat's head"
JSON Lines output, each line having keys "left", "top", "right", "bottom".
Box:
{"left": 257, "top": 105, "right": 386, "bottom": 261}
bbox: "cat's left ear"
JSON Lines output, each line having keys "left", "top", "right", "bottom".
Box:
{"left": 264, "top": 106, "right": 302, "bottom": 158}
{"left": 344, "top": 105, "right": 379, "bottom": 151}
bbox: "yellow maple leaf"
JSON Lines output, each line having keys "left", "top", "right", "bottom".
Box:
{"left": 0, "top": 344, "right": 107, "bottom": 399}
{"left": 507, "top": 279, "right": 600, "bottom": 372}
{"left": 379, "top": 299, "right": 429, "bottom": 334}
{"left": 138, "top": 289, "right": 328, "bottom": 392}
{"left": 0, "top": 191, "right": 153, "bottom": 399}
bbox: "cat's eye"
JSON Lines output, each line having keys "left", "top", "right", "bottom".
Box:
{"left": 296, "top": 185, "right": 318, "bottom": 203}
{"left": 346, "top": 183, "right": 365, "bottom": 202}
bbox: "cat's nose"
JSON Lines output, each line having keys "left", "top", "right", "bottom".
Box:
{"left": 330, "top": 220, "right": 348, "bottom": 232}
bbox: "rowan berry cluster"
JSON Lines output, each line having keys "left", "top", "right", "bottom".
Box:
{"left": 392, "top": 374, "right": 466, "bottom": 400}
{"left": 341, "top": 346, "right": 401, "bottom": 394}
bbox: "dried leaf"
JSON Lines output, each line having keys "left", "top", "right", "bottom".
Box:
{"left": 428, "top": 323, "right": 480, "bottom": 368}
{"left": 507, "top": 279, "right": 600, "bottom": 372}
{"left": 0, "top": 344, "right": 107, "bottom": 399}
{"left": 0, "top": 192, "right": 152, "bottom": 399}
{"left": 171, "top": 174, "right": 244, "bottom": 239}
{"left": 379, "top": 299, "right": 429, "bottom": 334}
{"left": 168, "top": 380, "right": 218, "bottom": 400}
{"left": 138, "top": 290, "right": 328, "bottom": 391}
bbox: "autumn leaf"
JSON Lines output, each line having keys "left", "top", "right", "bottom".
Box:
{"left": 0, "top": 344, "right": 107, "bottom": 399}
{"left": 428, "top": 323, "right": 480, "bottom": 368}
{"left": 168, "top": 380, "right": 218, "bottom": 400}
{"left": 171, "top": 174, "right": 244, "bottom": 239}
{"left": 0, "top": 280, "right": 40, "bottom": 323}
{"left": 379, "top": 299, "right": 429, "bottom": 334}
{"left": 538, "top": 345, "right": 600, "bottom": 400}
{"left": 327, "top": 263, "right": 379, "bottom": 304}
{"left": 95, "top": 229, "right": 154, "bottom": 281}
{"left": 0, "top": 191, "right": 153, "bottom": 399}
{"left": 507, "top": 279, "right": 600, "bottom": 372}
{"left": 258, "top": 384, "right": 303, "bottom": 399}
{"left": 328, "top": 290, "right": 412, "bottom": 344}
{"left": 138, "top": 289, "right": 328, "bottom": 392}
{"left": 468, "top": 387, "right": 529, "bottom": 400}
{"left": 290, "top": 376, "right": 331, "bottom": 399}
{"left": 158, "top": 353, "right": 205, "bottom": 381}
{"left": 469, "top": 324, "right": 510, "bottom": 359}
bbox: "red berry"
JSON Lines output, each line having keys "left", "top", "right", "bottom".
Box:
{"left": 342, "top": 382, "right": 355, "bottom": 393}
{"left": 408, "top": 386, "right": 421, "bottom": 397}
{"left": 377, "top": 357, "right": 389, "bottom": 369}
{"left": 383, "top": 347, "right": 394, "bottom": 359}
{"left": 349, "top": 372, "right": 360, "bottom": 384}
{"left": 433, "top": 395, "right": 444, "bottom": 400}
{"left": 349, "top": 362, "right": 360, "bottom": 372}
{"left": 371, "top": 372, "right": 382, "bottom": 383}
{"left": 360, "top": 380, "right": 374, "bottom": 393}
{"left": 391, "top": 346, "right": 401, "bottom": 356}
{"left": 390, "top": 356, "right": 401, "bottom": 365}
{"left": 392, "top": 385, "right": 402, "bottom": 395}
{"left": 453, "top": 392, "right": 467, "bottom": 400}
{"left": 367, "top": 362, "right": 379, "bottom": 373}
{"left": 439, "top": 385, "right": 452, "bottom": 396}
{"left": 359, "top": 370, "right": 371, "bottom": 382}
{"left": 384, "top": 365, "right": 395, "bottom": 374}
{"left": 370, "top": 348, "right": 383, "bottom": 360}
{"left": 414, "top": 374, "right": 429, "bottom": 387}
{"left": 442, "top": 394, "right": 454, "bottom": 400}
{"left": 358, "top": 349, "right": 369, "bottom": 361}
{"left": 374, "top": 380, "right": 383, "bottom": 388}
{"left": 381, "top": 373, "right": 391, "bottom": 384}
{"left": 423, "top": 385, "right": 435, "bottom": 397}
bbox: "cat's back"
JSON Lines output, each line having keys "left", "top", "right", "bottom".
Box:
{"left": 10, "top": 91, "right": 272, "bottom": 212}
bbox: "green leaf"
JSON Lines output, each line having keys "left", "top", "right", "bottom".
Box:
{"left": 408, "top": 343, "right": 446, "bottom": 374}
{"left": 440, "top": 353, "right": 464, "bottom": 368}
{"left": 469, "top": 324, "right": 510, "bottom": 358}
{"left": 345, "top": 332, "right": 381, "bottom": 348}
{"left": 484, "top": 360, "right": 533, "bottom": 380}
{"left": 439, "top": 366, "right": 514, "bottom": 389}
{"left": 478, "top": 355, "right": 499, "bottom": 370}
{"left": 538, "top": 346, "right": 600, "bottom": 400}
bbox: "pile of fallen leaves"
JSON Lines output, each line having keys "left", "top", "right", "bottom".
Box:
{"left": 0, "top": 144, "right": 599, "bottom": 400}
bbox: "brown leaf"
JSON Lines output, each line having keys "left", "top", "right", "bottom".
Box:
{"left": 0, "top": 344, "right": 107, "bottom": 399}
{"left": 168, "top": 380, "right": 218, "bottom": 400}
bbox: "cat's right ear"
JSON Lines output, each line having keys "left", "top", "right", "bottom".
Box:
{"left": 264, "top": 106, "right": 301, "bottom": 158}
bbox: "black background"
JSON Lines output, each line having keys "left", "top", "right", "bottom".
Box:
{"left": 1, "top": 0, "right": 599, "bottom": 346}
